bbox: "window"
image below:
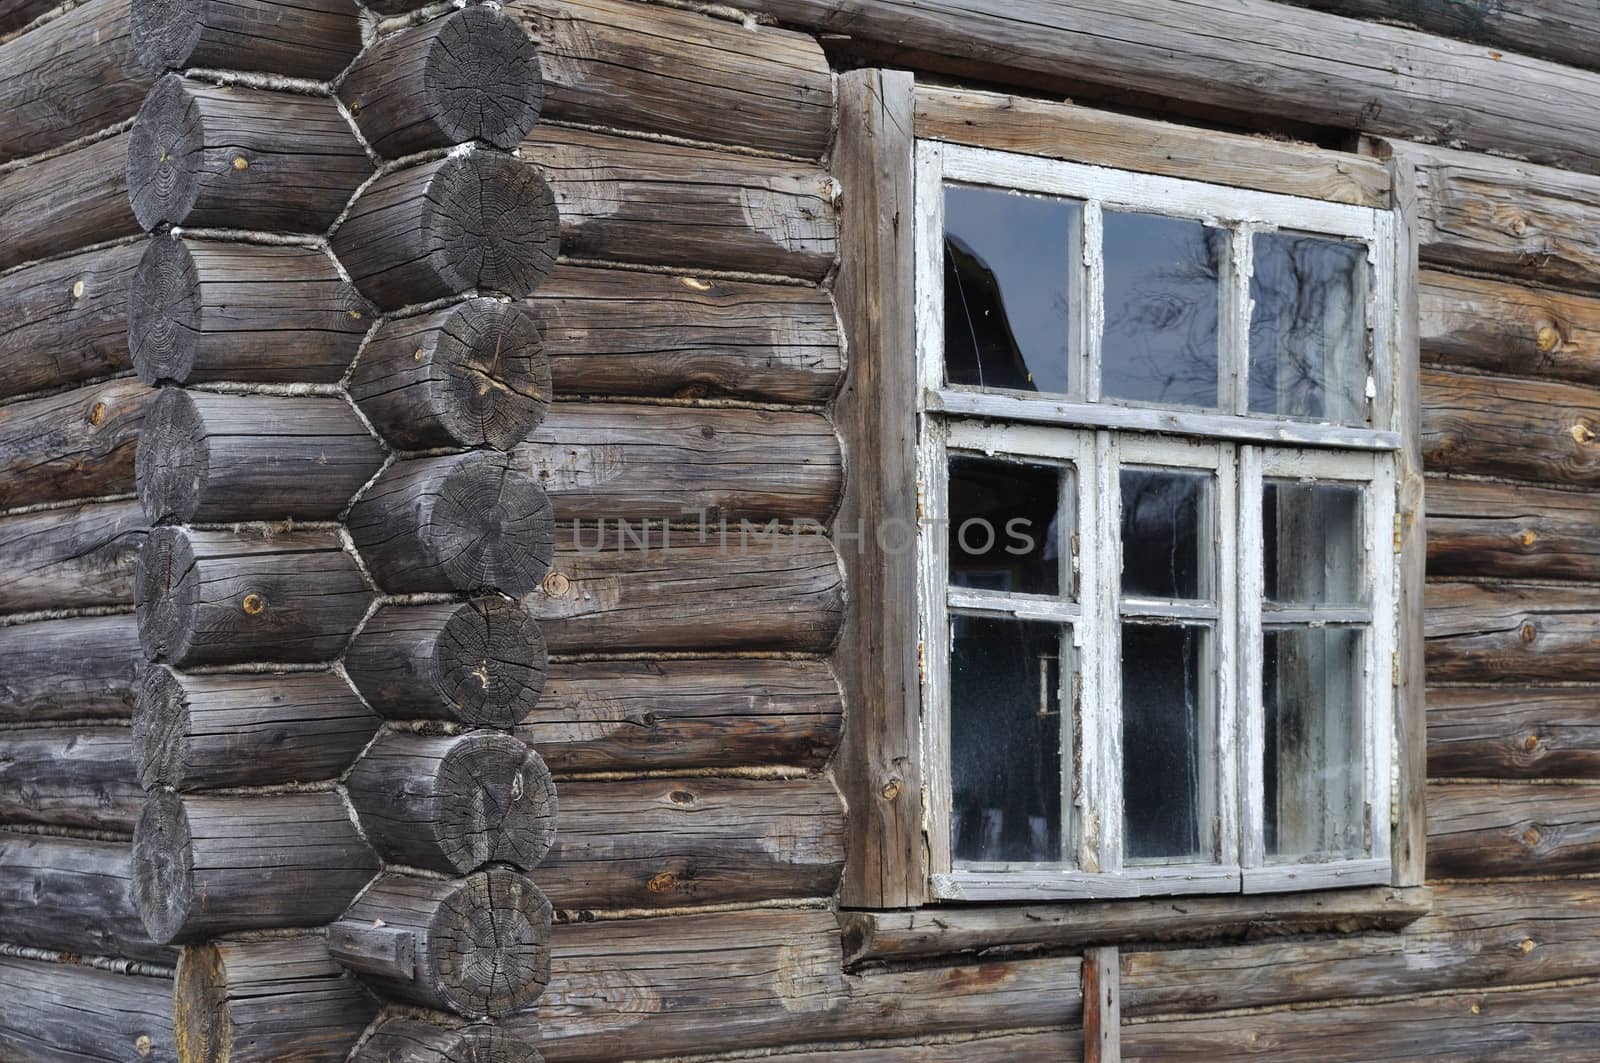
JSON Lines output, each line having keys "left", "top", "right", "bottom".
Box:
{"left": 916, "top": 142, "right": 1400, "bottom": 900}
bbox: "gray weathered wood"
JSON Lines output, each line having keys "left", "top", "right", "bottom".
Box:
{"left": 0, "top": 614, "right": 144, "bottom": 722}
{"left": 0, "top": 500, "right": 146, "bottom": 614}
{"left": 127, "top": 75, "right": 372, "bottom": 232}
{"left": 131, "top": 0, "right": 362, "bottom": 80}
{"left": 0, "top": 242, "right": 141, "bottom": 401}
{"left": 0, "top": 0, "right": 55, "bottom": 33}
{"left": 667, "top": 1032, "right": 1081, "bottom": 1063}
{"left": 1429, "top": 686, "right": 1600, "bottom": 781}
{"left": 0, "top": 725, "right": 142, "bottom": 832}
{"left": 0, "top": 132, "right": 139, "bottom": 272}
{"left": 1426, "top": 581, "right": 1600, "bottom": 684}
{"left": 1427, "top": 477, "right": 1600, "bottom": 582}
{"left": 134, "top": 526, "right": 374, "bottom": 667}
{"left": 0, "top": 831, "right": 175, "bottom": 964}
{"left": 133, "top": 665, "right": 378, "bottom": 791}
{"left": 1428, "top": 782, "right": 1600, "bottom": 879}
{"left": 339, "top": 6, "right": 542, "bottom": 157}
{"left": 1422, "top": 368, "right": 1600, "bottom": 489}
{"left": 0, "top": 957, "right": 175, "bottom": 1063}
{"left": 352, "top": 1019, "right": 545, "bottom": 1063}
{"left": 132, "top": 789, "right": 379, "bottom": 944}
{"left": 0, "top": 378, "right": 152, "bottom": 510}
{"left": 1421, "top": 271, "right": 1600, "bottom": 389}
{"left": 1082, "top": 946, "right": 1119, "bottom": 1063}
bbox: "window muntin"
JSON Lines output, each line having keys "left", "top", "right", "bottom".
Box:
{"left": 918, "top": 143, "right": 1398, "bottom": 901}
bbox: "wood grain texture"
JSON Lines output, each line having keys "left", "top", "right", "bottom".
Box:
{"left": 0, "top": 0, "right": 55, "bottom": 33}
{"left": 131, "top": 0, "right": 362, "bottom": 80}
{"left": 1421, "top": 271, "right": 1600, "bottom": 389}
{"left": 0, "top": 499, "right": 146, "bottom": 614}
{"left": 673, "top": 1032, "right": 1081, "bottom": 1063}
{"left": 524, "top": 656, "right": 843, "bottom": 774}
{"left": 1421, "top": 368, "right": 1600, "bottom": 489}
{"left": 1426, "top": 477, "right": 1600, "bottom": 582}
{"left": 352, "top": 1019, "right": 545, "bottom": 1063}
{"left": 0, "top": 957, "right": 174, "bottom": 1063}
{"left": 0, "top": 725, "right": 142, "bottom": 832}
{"left": 1426, "top": 581, "right": 1600, "bottom": 684}
{"left": 519, "top": 125, "right": 836, "bottom": 282}
{"left": 1429, "top": 782, "right": 1600, "bottom": 878}
{"left": 531, "top": 265, "right": 842, "bottom": 404}
{"left": 0, "top": 132, "right": 139, "bottom": 272}
{"left": 1429, "top": 686, "right": 1600, "bottom": 780}
{"left": 1082, "top": 946, "right": 1119, "bottom": 1063}
{"left": 0, "top": 614, "right": 144, "bottom": 723}
{"left": 0, "top": 831, "right": 174, "bottom": 964}
{"left": 0, "top": 378, "right": 152, "bottom": 510}
{"left": 0, "top": 242, "right": 141, "bottom": 401}
{"left": 515, "top": 0, "right": 831, "bottom": 159}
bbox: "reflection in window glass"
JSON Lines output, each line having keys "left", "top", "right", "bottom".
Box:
{"left": 1263, "top": 480, "right": 1364, "bottom": 607}
{"left": 1101, "top": 212, "right": 1226, "bottom": 409}
{"left": 1122, "top": 623, "right": 1211, "bottom": 862}
{"left": 943, "top": 184, "right": 1079, "bottom": 395}
{"left": 949, "top": 456, "right": 1068, "bottom": 598}
{"left": 1120, "top": 468, "right": 1212, "bottom": 601}
{"left": 1264, "top": 626, "right": 1365, "bottom": 861}
{"left": 950, "top": 616, "right": 1069, "bottom": 864}
{"left": 1250, "top": 233, "right": 1368, "bottom": 424}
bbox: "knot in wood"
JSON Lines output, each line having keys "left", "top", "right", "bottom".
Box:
{"left": 1524, "top": 733, "right": 1541, "bottom": 752}
{"left": 542, "top": 571, "right": 571, "bottom": 597}
{"left": 87, "top": 401, "right": 106, "bottom": 426}
{"left": 232, "top": 156, "right": 248, "bottom": 171}
{"left": 71, "top": 279, "right": 85, "bottom": 299}
{"left": 241, "top": 593, "right": 265, "bottom": 616}
{"left": 1522, "top": 826, "right": 1542, "bottom": 847}
{"left": 668, "top": 789, "right": 696, "bottom": 806}
{"left": 1570, "top": 421, "right": 1596, "bottom": 444}
{"left": 1520, "top": 621, "right": 1537, "bottom": 643}
{"left": 1536, "top": 323, "right": 1562, "bottom": 353}
{"left": 1520, "top": 529, "right": 1538, "bottom": 547}
{"left": 1520, "top": 938, "right": 1537, "bottom": 953}
{"left": 880, "top": 777, "right": 902, "bottom": 801}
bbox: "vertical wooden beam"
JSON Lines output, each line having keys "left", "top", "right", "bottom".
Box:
{"left": 832, "top": 68, "right": 926, "bottom": 908}
{"left": 1082, "top": 946, "right": 1121, "bottom": 1063}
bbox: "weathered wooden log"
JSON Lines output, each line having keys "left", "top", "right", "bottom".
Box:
{"left": 531, "top": 265, "right": 842, "bottom": 404}
{"left": 1421, "top": 271, "right": 1600, "bottom": 389}
{"left": 1422, "top": 368, "right": 1600, "bottom": 489}
{"left": 1429, "top": 686, "right": 1600, "bottom": 781}
{"left": 339, "top": 7, "right": 542, "bottom": 157}
{"left": 134, "top": 665, "right": 378, "bottom": 791}
{"left": 329, "top": 868, "right": 552, "bottom": 1017}
{"left": 515, "top": 404, "right": 841, "bottom": 522}
{"left": 0, "top": 500, "right": 146, "bottom": 614}
{"left": 129, "top": 236, "right": 373, "bottom": 386}
{"left": 135, "top": 526, "right": 373, "bottom": 666}
{"left": 524, "top": 657, "right": 842, "bottom": 773}
{"left": 527, "top": 534, "right": 842, "bottom": 653}
{"left": 0, "top": 242, "right": 142, "bottom": 402}
{"left": 0, "top": 0, "right": 55, "bottom": 33}
{"left": 349, "top": 453, "right": 555, "bottom": 597}
{"left": 537, "top": 775, "right": 844, "bottom": 909}
{"left": 347, "top": 730, "right": 557, "bottom": 874}
{"left": 0, "top": 957, "right": 175, "bottom": 1062}
{"left": 0, "top": 132, "right": 139, "bottom": 272}
{"left": 515, "top": 0, "right": 831, "bottom": 160}
{"left": 333, "top": 151, "right": 559, "bottom": 309}
{"left": 0, "top": 378, "right": 152, "bottom": 510}
{"left": 133, "top": 789, "right": 379, "bottom": 944}
{"left": 0, "top": 0, "right": 159, "bottom": 163}
{"left": 691, "top": 1033, "right": 1081, "bottom": 1063}
{"left": 353, "top": 1019, "right": 545, "bottom": 1063}
{"left": 1426, "top": 477, "right": 1600, "bottom": 583}
{"left": 1426, "top": 581, "right": 1600, "bottom": 685}
{"left": 131, "top": 0, "right": 363, "bottom": 80}
{"left": 1428, "top": 782, "right": 1600, "bottom": 879}
{"left": 127, "top": 75, "right": 372, "bottom": 232}
{"left": 174, "top": 936, "right": 380, "bottom": 1063}
{"left": 0, "top": 614, "right": 144, "bottom": 722}
{"left": 343, "top": 597, "right": 547, "bottom": 729}
{"left": 136, "top": 389, "right": 384, "bottom": 524}
{"left": 0, "top": 831, "right": 174, "bottom": 964}
{"left": 349, "top": 298, "right": 550, "bottom": 451}
{"left": 0, "top": 726, "right": 142, "bottom": 832}
{"left": 520, "top": 126, "right": 835, "bottom": 281}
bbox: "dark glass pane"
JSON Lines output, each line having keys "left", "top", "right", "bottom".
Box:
{"left": 1121, "top": 623, "right": 1210, "bottom": 862}
{"left": 950, "top": 616, "right": 1068, "bottom": 864}
{"left": 1101, "top": 212, "right": 1225, "bottom": 408}
{"left": 1120, "top": 468, "right": 1211, "bottom": 601}
{"left": 1250, "top": 232, "right": 1368, "bottom": 424}
{"left": 1263, "top": 479, "right": 1363, "bottom": 606}
{"left": 1264, "top": 626, "right": 1365, "bottom": 860}
{"left": 944, "top": 184, "right": 1078, "bottom": 394}
{"left": 949, "top": 456, "right": 1067, "bottom": 597}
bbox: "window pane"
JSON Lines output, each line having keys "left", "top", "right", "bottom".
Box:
{"left": 949, "top": 456, "right": 1068, "bottom": 597}
{"left": 1120, "top": 468, "right": 1211, "bottom": 601}
{"left": 944, "top": 184, "right": 1079, "bottom": 395}
{"left": 1264, "top": 626, "right": 1365, "bottom": 861}
{"left": 1263, "top": 480, "right": 1363, "bottom": 607}
{"left": 1122, "top": 623, "right": 1212, "bottom": 863}
{"left": 950, "top": 616, "right": 1068, "bottom": 864}
{"left": 1249, "top": 232, "right": 1368, "bottom": 424}
{"left": 1101, "top": 212, "right": 1225, "bottom": 409}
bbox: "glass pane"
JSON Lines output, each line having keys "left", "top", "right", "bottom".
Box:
{"left": 1263, "top": 480, "right": 1364, "bottom": 607}
{"left": 950, "top": 616, "right": 1069, "bottom": 865}
{"left": 1101, "top": 212, "right": 1226, "bottom": 409}
{"left": 1249, "top": 232, "right": 1369, "bottom": 424}
{"left": 949, "top": 456, "right": 1069, "bottom": 597}
{"left": 1264, "top": 626, "right": 1366, "bottom": 861}
{"left": 944, "top": 184, "right": 1079, "bottom": 395}
{"left": 1120, "top": 468, "right": 1211, "bottom": 601}
{"left": 1121, "top": 623, "right": 1212, "bottom": 863}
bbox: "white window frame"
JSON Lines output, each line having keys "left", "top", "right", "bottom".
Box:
{"left": 916, "top": 141, "right": 1401, "bottom": 902}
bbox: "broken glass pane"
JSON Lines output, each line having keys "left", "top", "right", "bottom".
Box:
{"left": 949, "top": 456, "right": 1069, "bottom": 598}
{"left": 1250, "top": 232, "right": 1369, "bottom": 424}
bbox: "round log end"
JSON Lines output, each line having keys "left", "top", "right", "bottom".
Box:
{"left": 133, "top": 789, "right": 195, "bottom": 945}
{"left": 436, "top": 596, "right": 549, "bottom": 728}
{"left": 426, "top": 152, "right": 560, "bottom": 299}
{"left": 128, "top": 74, "right": 204, "bottom": 231}
{"left": 130, "top": 0, "right": 205, "bottom": 72}
{"left": 136, "top": 387, "right": 207, "bottom": 524}
{"left": 129, "top": 236, "right": 202, "bottom": 384}
{"left": 135, "top": 526, "right": 200, "bottom": 664}
{"left": 440, "top": 455, "right": 557, "bottom": 595}
{"left": 133, "top": 664, "right": 190, "bottom": 791}
{"left": 424, "top": 7, "right": 544, "bottom": 149}
{"left": 431, "top": 868, "right": 552, "bottom": 1017}
{"left": 357, "top": 1020, "right": 544, "bottom": 1063}
{"left": 436, "top": 733, "right": 557, "bottom": 873}
{"left": 174, "top": 942, "right": 230, "bottom": 1063}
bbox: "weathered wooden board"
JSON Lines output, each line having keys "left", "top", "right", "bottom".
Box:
{"left": 0, "top": 243, "right": 141, "bottom": 402}
{"left": 519, "top": 125, "right": 837, "bottom": 281}
{"left": 1425, "top": 581, "right": 1600, "bottom": 684}
{"left": 132, "top": 0, "right": 363, "bottom": 80}
{"left": 1421, "top": 271, "right": 1600, "bottom": 389}
{"left": 1426, "top": 477, "right": 1600, "bottom": 583}
{"left": 537, "top": 776, "right": 844, "bottom": 910}
{"left": 0, "top": 726, "right": 142, "bottom": 832}
{"left": 0, "top": 832, "right": 175, "bottom": 964}
{"left": 0, "top": 958, "right": 175, "bottom": 1063}
{"left": 0, "top": 615, "right": 144, "bottom": 722}
{"left": 514, "top": 0, "right": 832, "bottom": 159}
{"left": 1421, "top": 368, "right": 1600, "bottom": 489}
{"left": 1429, "top": 686, "right": 1600, "bottom": 780}
{"left": 524, "top": 657, "right": 843, "bottom": 773}
{"left": 532, "top": 265, "right": 842, "bottom": 404}
{"left": 1428, "top": 782, "right": 1600, "bottom": 879}
{"left": 0, "top": 379, "right": 152, "bottom": 510}
{"left": 0, "top": 500, "right": 146, "bottom": 614}
{"left": 0, "top": 132, "right": 138, "bottom": 272}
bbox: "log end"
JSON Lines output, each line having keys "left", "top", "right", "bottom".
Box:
{"left": 173, "top": 942, "right": 230, "bottom": 1063}
{"left": 423, "top": 7, "right": 544, "bottom": 150}
{"left": 127, "top": 74, "right": 205, "bottom": 231}
{"left": 128, "top": 236, "right": 201, "bottom": 385}
{"left": 431, "top": 868, "right": 552, "bottom": 1017}
{"left": 435, "top": 733, "right": 557, "bottom": 873}
{"left": 435, "top": 597, "right": 549, "bottom": 728}
{"left": 133, "top": 664, "right": 190, "bottom": 791}
{"left": 130, "top": 0, "right": 205, "bottom": 71}
{"left": 132, "top": 789, "right": 195, "bottom": 945}
{"left": 134, "top": 526, "right": 201, "bottom": 664}
{"left": 136, "top": 387, "right": 207, "bottom": 524}
{"left": 356, "top": 1019, "right": 545, "bottom": 1063}
{"left": 427, "top": 152, "right": 560, "bottom": 299}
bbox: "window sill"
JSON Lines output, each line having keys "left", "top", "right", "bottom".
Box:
{"left": 838, "top": 884, "right": 1432, "bottom": 969}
